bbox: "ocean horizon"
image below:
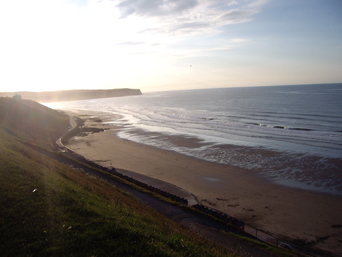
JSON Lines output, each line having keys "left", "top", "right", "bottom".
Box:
{"left": 46, "top": 83, "right": 342, "bottom": 195}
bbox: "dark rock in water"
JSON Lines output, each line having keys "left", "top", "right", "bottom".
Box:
{"left": 288, "top": 127, "right": 312, "bottom": 131}
{"left": 273, "top": 126, "right": 285, "bottom": 129}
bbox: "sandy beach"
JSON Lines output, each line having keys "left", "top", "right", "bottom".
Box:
{"left": 66, "top": 113, "right": 342, "bottom": 254}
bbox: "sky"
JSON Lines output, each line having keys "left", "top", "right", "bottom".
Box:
{"left": 0, "top": 0, "right": 341, "bottom": 93}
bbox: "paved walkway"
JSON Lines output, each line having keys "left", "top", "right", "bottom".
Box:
{"left": 118, "top": 168, "right": 198, "bottom": 206}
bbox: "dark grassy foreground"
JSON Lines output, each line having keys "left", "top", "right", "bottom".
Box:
{"left": 0, "top": 97, "right": 234, "bottom": 256}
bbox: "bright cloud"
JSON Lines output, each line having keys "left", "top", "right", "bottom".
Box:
{"left": 113, "top": 0, "right": 262, "bottom": 38}
{"left": 116, "top": 0, "right": 198, "bottom": 18}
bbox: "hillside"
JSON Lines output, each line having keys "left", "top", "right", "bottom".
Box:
{"left": 0, "top": 88, "right": 142, "bottom": 103}
{"left": 0, "top": 98, "right": 234, "bottom": 256}
{"left": 0, "top": 97, "right": 69, "bottom": 148}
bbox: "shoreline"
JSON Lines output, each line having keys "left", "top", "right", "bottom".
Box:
{"left": 117, "top": 128, "right": 342, "bottom": 196}
{"left": 65, "top": 113, "right": 342, "bottom": 254}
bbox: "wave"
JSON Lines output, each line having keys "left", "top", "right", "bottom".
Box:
{"left": 246, "top": 123, "right": 312, "bottom": 131}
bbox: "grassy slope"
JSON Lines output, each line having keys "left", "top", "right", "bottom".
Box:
{"left": 0, "top": 97, "right": 69, "bottom": 149}
{"left": 0, "top": 97, "right": 232, "bottom": 256}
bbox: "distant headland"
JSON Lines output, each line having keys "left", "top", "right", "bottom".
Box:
{"left": 0, "top": 88, "right": 142, "bottom": 103}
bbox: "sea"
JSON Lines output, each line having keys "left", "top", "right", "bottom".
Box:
{"left": 45, "top": 83, "right": 342, "bottom": 195}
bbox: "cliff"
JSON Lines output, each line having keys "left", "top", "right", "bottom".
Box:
{"left": 0, "top": 88, "right": 142, "bottom": 103}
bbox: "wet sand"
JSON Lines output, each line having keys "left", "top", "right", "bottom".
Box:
{"left": 66, "top": 115, "right": 342, "bottom": 254}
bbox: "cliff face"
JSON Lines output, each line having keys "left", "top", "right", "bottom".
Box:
{"left": 0, "top": 88, "right": 142, "bottom": 103}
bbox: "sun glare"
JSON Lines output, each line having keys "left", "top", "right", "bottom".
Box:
{"left": 0, "top": 0, "right": 172, "bottom": 92}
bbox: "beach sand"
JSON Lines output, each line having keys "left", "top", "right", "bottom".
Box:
{"left": 66, "top": 114, "right": 342, "bottom": 254}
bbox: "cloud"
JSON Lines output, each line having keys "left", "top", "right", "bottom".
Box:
{"left": 116, "top": 0, "right": 198, "bottom": 18}
{"left": 112, "top": 0, "right": 266, "bottom": 37}
{"left": 247, "top": 0, "right": 269, "bottom": 8}
{"left": 140, "top": 21, "right": 212, "bottom": 37}
{"left": 219, "top": 9, "right": 257, "bottom": 24}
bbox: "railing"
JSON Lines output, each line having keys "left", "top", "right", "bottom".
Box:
{"left": 190, "top": 204, "right": 331, "bottom": 256}
{"left": 242, "top": 223, "right": 333, "bottom": 256}
{"left": 244, "top": 224, "right": 293, "bottom": 250}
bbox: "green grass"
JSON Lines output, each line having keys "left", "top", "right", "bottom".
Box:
{"left": 0, "top": 97, "right": 69, "bottom": 149}
{"left": 0, "top": 97, "right": 234, "bottom": 256}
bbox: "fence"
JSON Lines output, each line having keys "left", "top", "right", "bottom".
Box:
{"left": 244, "top": 224, "right": 292, "bottom": 249}
{"left": 243, "top": 223, "right": 332, "bottom": 256}
{"left": 190, "top": 204, "right": 329, "bottom": 256}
